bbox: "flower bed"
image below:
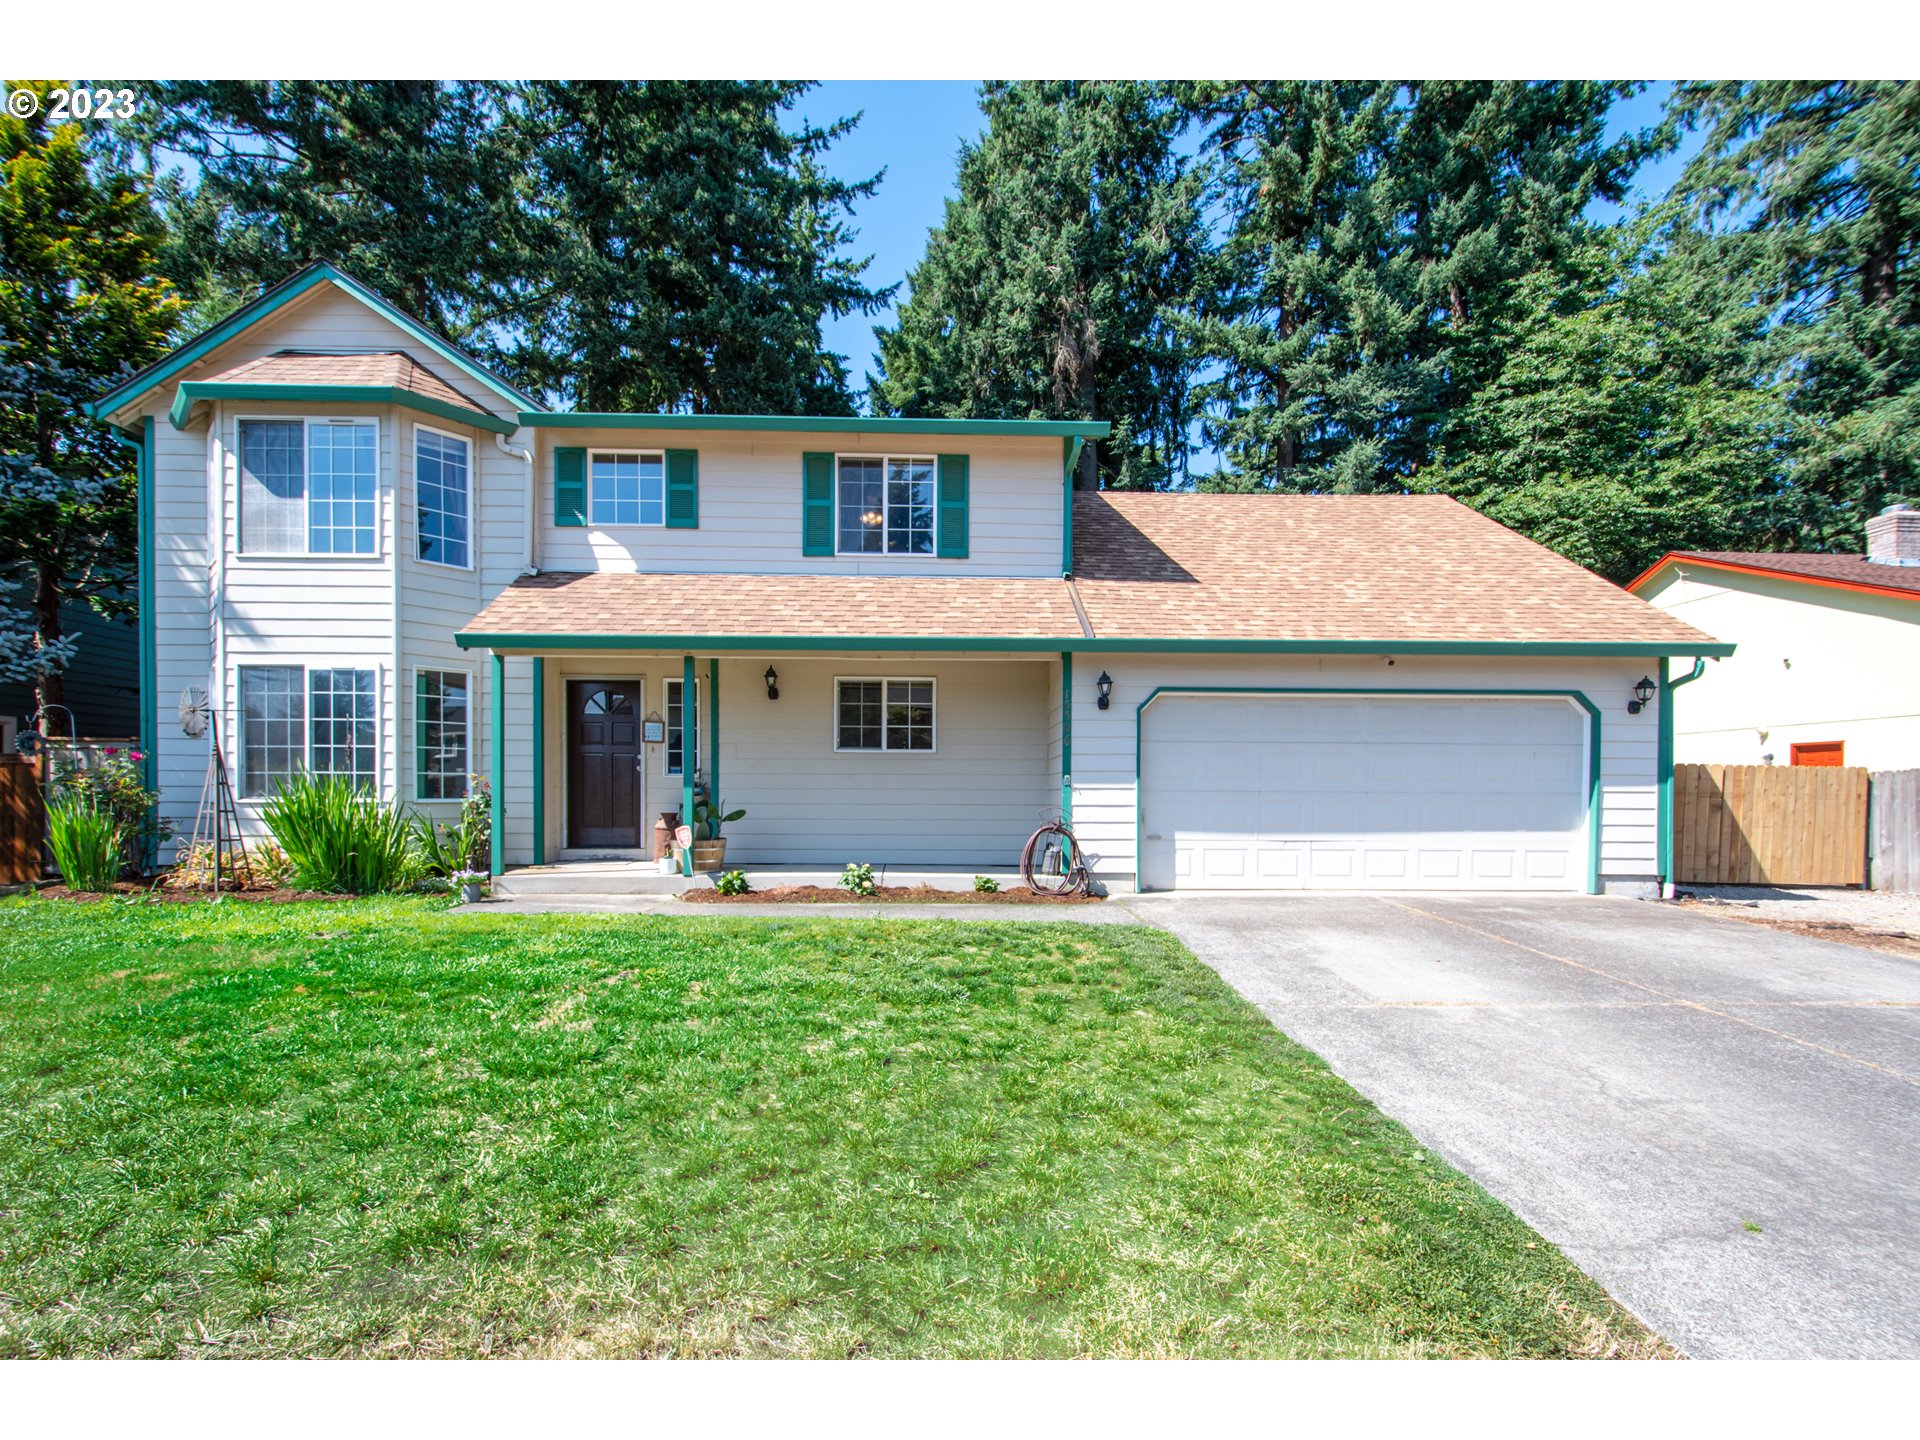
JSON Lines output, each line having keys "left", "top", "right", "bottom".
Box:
{"left": 681, "top": 883, "right": 1102, "bottom": 905}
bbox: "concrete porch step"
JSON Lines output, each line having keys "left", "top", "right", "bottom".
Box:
{"left": 492, "top": 862, "right": 696, "bottom": 897}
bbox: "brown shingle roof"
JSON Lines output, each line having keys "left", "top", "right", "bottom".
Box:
{"left": 1071, "top": 491, "right": 1718, "bottom": 645}
{"left": 201, "top": 350, "right": 484, "bottom": 414}
{"left": 1647, "top": 551, "right": 1920, "bottom": 600}
{"left": 462, "top": 569, "right": 1082, "bottom": 641}
{"left": 458, "top": 493, "right": 1725, "bottom": 650}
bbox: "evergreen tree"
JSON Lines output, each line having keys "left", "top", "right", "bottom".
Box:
{"left": 507, "top": 81, "right": 887, "bottom": 414}
{"left": 1421, "top": 211, "right": 1799, "bottom": 580}
{"left": 131, "top": 81, "right": 526, "bottom": 343}
{"left": 872, "top": 82, "right": 1206, "bottom": 488}
{"left": 1675, "top": 81, "right": 1920, "bottom": 545}
{"left": 1, "top": 83, "right": 180, "bottom": 731}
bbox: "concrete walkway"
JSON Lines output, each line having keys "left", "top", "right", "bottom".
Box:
{"left": 1130, "top": 892, "right": 1920, "bottom": 1359}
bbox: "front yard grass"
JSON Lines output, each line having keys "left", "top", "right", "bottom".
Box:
{"left": 0, "top": 897, "right": 1663, "bottom": 1358}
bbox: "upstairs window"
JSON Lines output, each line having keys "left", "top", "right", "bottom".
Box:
{"left": 837, "top": 456, "right": 934, "bottom": 555}
{"left": 590, "top": 451, "right": 666, "bottom": 527}
{"left": 416, "top": 428, "right": 471, "bottom": 568}
{"left": 238, "top": 417, "right": 378, "bottom": 556}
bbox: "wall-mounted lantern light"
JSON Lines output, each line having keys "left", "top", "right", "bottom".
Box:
{"left": 764, "top": 665, "right": 780, "bottom": 701}
{"left": 1096, "top": 671, "right": 1114, "bottom": 711}
{"left": 1626, "top": 675, "right": 1656, "bottom": 715}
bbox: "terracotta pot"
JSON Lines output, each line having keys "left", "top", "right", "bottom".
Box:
{"left": 691, "top": 839, "right": 728, "bottom": 872}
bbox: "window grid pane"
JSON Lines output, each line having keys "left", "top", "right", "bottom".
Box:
{"left": 590, "top": 453, "right": 666, "bottom": 527}
{"left": 837, "top": 458, "right": 885, "bottom": 554}
{"left": 416, "top": 670, "right": 469, "bottom": 800}
{"left": 417, "top": 431, "right": 470, "bottom": 567}
{"left": 886, "top": 459, "right": 935, "bottom": 555}
{"left": 240, "top": 665, "right": 304, "bottom": 798}
{"left": 238, "top": 420, "right": 304, "bottom": 554}
{"left": 665, "top": 680, "right": 699, "bottom": 777}
{"left": 885, "top": 680, "right": 934, "bottom": 750}
{"left": 836, "top": 680, "right": 884, "bottom": 750}
{"left": 308, "top": 423, "right": 378, "bottom": 554}
{"left": 310, "top": 669, "right": 378, "bottom": 788}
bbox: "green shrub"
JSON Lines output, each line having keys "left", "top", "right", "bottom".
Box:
{"left": 714, "top": 869, "right": 749, "bottom": 896}
{"left": 973, "top": 875, "right": 1000, "bottom": 893}
{"left": 414, "top": 777, "right": 491, "bottom": 879}
{"left": 51, "top": 747, "right": 170, "bottom": 872}
{"left": 261, "top": 774, "right": 419, "bottom": 894}
{"left": 46, "top": 800, "right": 124, "bottom": 892}
{"left": 839, "top": 862, "right": 877, "bottom": 897}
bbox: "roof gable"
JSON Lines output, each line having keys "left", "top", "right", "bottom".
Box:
{"left": 1629, "top": 552, "right": 1920, "bottom": 605}
{"left": 88, "top": 261, "right": 535, "bottom": 424}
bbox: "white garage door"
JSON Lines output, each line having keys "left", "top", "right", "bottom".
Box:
{"left": 1139, "top": 694, "right": 1588, "bottom": 892}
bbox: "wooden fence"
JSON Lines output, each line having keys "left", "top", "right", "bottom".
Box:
{"left": 1869, "top": 769, "right": 1920, "bottom": 893}
{"left": 0, "top": 757, "right": 42, "bottom": 886}
{"left": 1674, "top": 763, "right": 1870, "bottom": 886}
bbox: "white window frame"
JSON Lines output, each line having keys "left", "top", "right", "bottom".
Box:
{"left": 833, "top": 453, "right": 939, "bottom": 558}
{"left": 588, "top": 448, "right": 669, "bottom": 529}
{"left": 236, "top": 661, "right": 385, "bottom": 801}
{"left": 413, "top": 665, "right": 473, "bottom": 802}
{"left": 662, "top": 676, "right": 700, "bottom": 779}
{"left": 413, "top": 424, "right": 474, "bottom": 571}
{"left": 235, "top": 415, "right": 383, "bottom": 560}
{"left": 833, "top": 676, "right": 938, "bottom": 754}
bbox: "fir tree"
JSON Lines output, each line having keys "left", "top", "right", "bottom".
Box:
{"left": 1, "top": 84, "right": 180, "bottom": 731}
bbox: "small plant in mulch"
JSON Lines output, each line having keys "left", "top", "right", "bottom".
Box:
{"left": 973, "top": 875, "right": 1000, "bottom": 894}
{"left": 839, "top": 862, "right": 878, "bottom": 897}
{"left": 714, "top": 869, "right": 750, "bottom": 896}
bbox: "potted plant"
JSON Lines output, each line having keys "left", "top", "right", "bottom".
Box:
{"left": 452, "top": 868, "right": 490, "bottom": 904}
{"left": 689, "top": 798, "right": 744, "bottom": 872}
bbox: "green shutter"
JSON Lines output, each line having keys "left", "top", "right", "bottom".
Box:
{"left": 937, "top": 453, "right": 970, "bottom": 559}
{"left": 553, "top": 447, "right": 586, "bottom": 527}
{"left": 665, "top": 448, "right": 698, "bottom": 528}
{"left": 802, "top": 451, "right": 834, "bottom": 556}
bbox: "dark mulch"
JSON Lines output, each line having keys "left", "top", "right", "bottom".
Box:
{"left": 681, "top": 883, "right": 1102, "bottom": 905}
{"left": 35, "top": 882, "right": 348, "bottom": 905}
{"left": 1677, "top": 902, "right": 1920, "bottom": 960}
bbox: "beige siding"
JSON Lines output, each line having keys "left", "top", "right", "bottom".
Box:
{"left": 531, "top": 429, "right": 1064, "bottom": 579}
{"left": 1639, "top": 566, "right": 1920, "bottom": 770}
{"left": 1068, "top": 653, "right": 1662, "bottom": 893}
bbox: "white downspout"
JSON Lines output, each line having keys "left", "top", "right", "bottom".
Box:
{"left": 495, "top": 430, "right": 536, "bottom": 575}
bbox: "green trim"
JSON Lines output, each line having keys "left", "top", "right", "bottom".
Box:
{"left": 521, "top": 412, "right": 1110, "bottom": 439}
{"left": 531, "top": 657, "right": 546, "bottom": 866}
{"left": 801, "top": 452, "right": 834, "bottom": 555}
{"left": 681, "top": 655, "right": 696, "bottom": 878}
{"left": 115, "top": 420, "right": 157, "bottom": 863}
{"left": 936, "top": 453, "right": 969, "bottom": 558}
{"left": 90, "top": 260, "right": 535, "bottom": 421}
{"left": 1060, "top": 652, "right": 1073, "bottom": 826}
{"left": 490, "top": 652, "right": 506, "bottom": 876}
{"left": 169, "top": 382, "right": 515, "bottom": 434}
{"left": 1061, "top": 437, "right": 1084, "bottom": 577}
{"left": 1656, "top": 657, "right": 1708, "bottom": 886}
{"left": 553, "top": 447, "right": 586, "bottom": 526}
{"left": 707, "top": 658, "right": 721, "bottom": 811}
{"left": 1132, "top": 687, "right": 1605, "bottom": 897}
{"left": 455, "top": 631, "right": 1736, "bottom": 659}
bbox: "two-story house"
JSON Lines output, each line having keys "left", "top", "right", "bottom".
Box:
{"left": 88, "top": 263, "right": 1730, "bottom": 895}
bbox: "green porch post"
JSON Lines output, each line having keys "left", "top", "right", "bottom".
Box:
{"left": 530, "top": 657, "right": 545, "bottom": 866}
{"left": 1060, "top": 651, "right": 1073, "bottom": 825}
{"left": 681, "top": 653, "right": 696, "bottom": 877}
{"left": 1658, "top": 657, "right": 1709, "bottom": 893}
{"left": 708, "top": 657, "right": 720, "bottom": 806}
{"left": 490, "top": 650, "right": 505, "bottom": 876}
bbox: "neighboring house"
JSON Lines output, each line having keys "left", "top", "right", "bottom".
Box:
{"left": 1629, "top": 507, "right": 1920, "bottom": 772}
{"left": 0, "top": 589, "right": 140, "bottom": 748}
{"left": 87, "top": 262, "right": 1729, "bottom": 895}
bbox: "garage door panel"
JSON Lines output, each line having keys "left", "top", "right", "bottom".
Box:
{"left": 1142, "top": 695, "right": 1586, "bottom": 892}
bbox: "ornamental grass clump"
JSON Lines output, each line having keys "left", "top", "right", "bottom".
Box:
{"left": 45, "top": 800, "right": 124, "bottom": 892}
{"left": 261, "top": 773, "right": 419, "bottom": 894}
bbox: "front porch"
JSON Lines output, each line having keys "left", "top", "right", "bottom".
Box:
{"left": 474, "top": 648, "right": 1072, "bottom": 880}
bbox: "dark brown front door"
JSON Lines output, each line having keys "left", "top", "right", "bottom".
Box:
{"left": 568, "top": 680, "right": 643, "bottom": 848}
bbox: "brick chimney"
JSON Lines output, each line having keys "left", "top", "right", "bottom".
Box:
{"left": 1867, "top": 503, "right": 1920, "bottom": 566}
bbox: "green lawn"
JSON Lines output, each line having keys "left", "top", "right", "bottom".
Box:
{"left": 0, "top": 897, "right": 1662, "bottom": 1358}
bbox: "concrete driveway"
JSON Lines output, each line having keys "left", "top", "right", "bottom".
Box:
{"left": 1121, "top": 892, "right": 1920, "bottom": 1359}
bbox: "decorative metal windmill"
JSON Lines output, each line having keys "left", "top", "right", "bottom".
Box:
{"left": 180, "top": 686, "right": 252, "bottom": 892}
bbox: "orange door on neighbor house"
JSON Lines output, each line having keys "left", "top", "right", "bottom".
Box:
{"left": 1791, "top": 741, "right": 1845, "bottom": 767}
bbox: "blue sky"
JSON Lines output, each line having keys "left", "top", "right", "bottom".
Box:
{"left": 791, "top": 81, "right": 1709, "bottom": 391}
